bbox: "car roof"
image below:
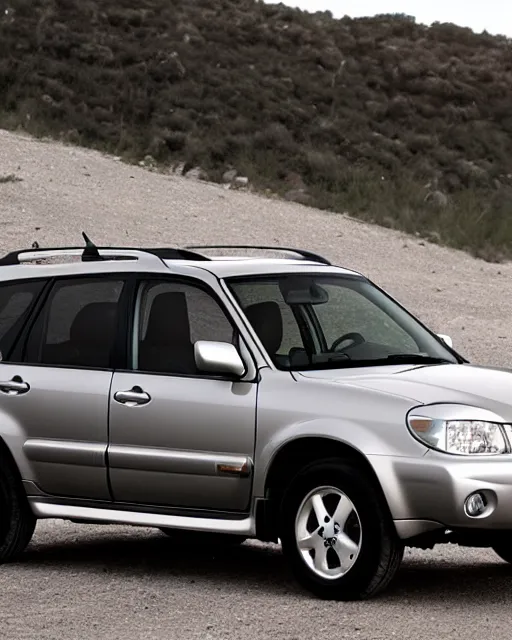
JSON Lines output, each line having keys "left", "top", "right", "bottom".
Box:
{"left": 169, "top": 257, "right": 364, "bottom": 279}
{"left": 0, "top": 243, "right": 365, "bottom": 282}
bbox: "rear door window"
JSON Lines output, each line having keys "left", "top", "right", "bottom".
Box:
{"left": 24, "top": 277, "right": 126, "bottom": 369}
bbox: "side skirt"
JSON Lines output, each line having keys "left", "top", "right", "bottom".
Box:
{"left": 29, "top": 499, "right": 256, "bottom": 536}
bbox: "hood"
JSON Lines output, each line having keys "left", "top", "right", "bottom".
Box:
{"left": 298, "top": 363, "right": 512, "bottom": 420}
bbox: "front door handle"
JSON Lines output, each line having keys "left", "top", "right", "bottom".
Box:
{"left": 114, "top": 386, "right": 151, "bottom": 406}
{"left": 0, "top": 376, "right": 30, "bottom": 395}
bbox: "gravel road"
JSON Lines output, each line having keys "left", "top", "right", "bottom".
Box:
{"left": 1, "top": 129, "right": 512, "bottom": 639}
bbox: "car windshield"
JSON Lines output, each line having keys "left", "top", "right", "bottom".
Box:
{"left": 226, "top": 273, "right": 460, "bottom": 371}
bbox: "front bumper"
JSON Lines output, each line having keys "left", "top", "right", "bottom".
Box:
{"left": 368, "top": 452, "right": 512, "bottom": 539}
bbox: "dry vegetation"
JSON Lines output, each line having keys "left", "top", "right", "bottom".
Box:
{"left": 1, "top": 0, "right": 512, "bottom": 259}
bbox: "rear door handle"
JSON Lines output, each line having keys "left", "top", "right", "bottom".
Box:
{"left": 114, "top": 386, "right": 151, "bottom": 406}
{"left": 0, "top": 376, "right": 30, "bottom": 395}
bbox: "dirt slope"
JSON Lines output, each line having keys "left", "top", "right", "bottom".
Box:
{"left": 1, "top": 128, "right": 511, "bottom": 366}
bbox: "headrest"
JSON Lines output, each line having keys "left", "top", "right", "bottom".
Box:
{"left": 144, "top": 291, "right": 191, "bottom": 345}
{"left": 244, "top": 300, "right": 283, "bottom": 356}
{"left": 69, "top": 302, "right": 118, "bottom": 347}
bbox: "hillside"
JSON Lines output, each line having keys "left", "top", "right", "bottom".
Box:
{"left": 2, "top": 127, "right": 512, "bottom": 369}
{"left": 2, "top": 0, "right": 512, "bottom": 259}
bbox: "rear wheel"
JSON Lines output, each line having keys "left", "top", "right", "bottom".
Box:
{"left": 158, "top": 529, "right": 247, "bottom": 547}
{"left": 0, "top": 449, "right": 36, "bottom": 563}
{"left": 279, "top": 458, "right": 403, "bottom": 600}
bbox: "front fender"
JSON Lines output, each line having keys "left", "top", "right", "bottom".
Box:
{"left": 254, "top": 416, "right": 429, "bottom": 498}
{"left": 252, "top": 370, "right": 429, "bottom": 499}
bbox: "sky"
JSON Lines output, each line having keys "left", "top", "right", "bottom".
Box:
{"left": 276, "top": 1, "right": 512, "bottom": 37}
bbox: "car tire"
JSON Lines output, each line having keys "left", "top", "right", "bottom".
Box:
{"left": 158, "top": 529, "right": 247, "bottom": 547}
{"left": 279, "top": 458, "right": 403, "bottom": 601}
{"left": 0, "top": 449, "right": 36, "bottom": 563}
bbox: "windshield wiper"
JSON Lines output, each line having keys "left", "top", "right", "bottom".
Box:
{"left": 290, "top": 352, "right": 453, "bottom": 371}
{"left": 380, "top": 353, "right": 453, "bottom": 365}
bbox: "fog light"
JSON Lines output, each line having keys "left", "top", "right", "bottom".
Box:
{"left": 465, "top": 492, "right": 487, "bottom": 517}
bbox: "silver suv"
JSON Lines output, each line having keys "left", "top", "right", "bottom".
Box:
{"left": 1, "top": 238, "right": 512, "bottom": 601}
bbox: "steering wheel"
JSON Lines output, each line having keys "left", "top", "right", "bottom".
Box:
{"left": 330, "top": 332, "right": 365, "bottom": 352}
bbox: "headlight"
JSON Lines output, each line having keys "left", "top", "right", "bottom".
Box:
{"left": 407, "top": 405, "right": 511, "bottom": 455}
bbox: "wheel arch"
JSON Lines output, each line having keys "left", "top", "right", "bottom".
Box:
{"left": 0, "top": 435, "right": 21, "bottom": 478}
{"left": 0, "top": 435, "right": 22, "bottom": 479}
{"left": 256, "top": 436, "right": 393, "bottom": 542}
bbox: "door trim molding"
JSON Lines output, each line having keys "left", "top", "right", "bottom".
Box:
{"left": 108, "top": 445, "right": 253, "bottom": 477}
{"left": 24, "top": 439, "right": 106, "bottom": 467}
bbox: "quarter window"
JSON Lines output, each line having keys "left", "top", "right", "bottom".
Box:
{"left": 0, "top": 280, "right": 46, "bottom": 360}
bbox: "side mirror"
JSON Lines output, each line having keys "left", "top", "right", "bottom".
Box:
{"left": 194, "top": 341, "right": 246, "bottom": 378}
{"left": 437, "top": 334, "right": 453, "bottom": 349}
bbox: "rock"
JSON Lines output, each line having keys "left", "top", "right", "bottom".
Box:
{"left": 171, "top": 162, "right": 186, "bottom": 175}
{"left": 424, "top": 190, "right": 449, "bottom": 208}
{"left": 222, "top": 169, "right": 237, "bottom": 184}
{"left": 147, "top": 136, "right": 167, "bottom": 158}
{"left": 41, "top": 94, "right": 58, "bottom": 108}
{"left": 284, "top": 171, "right": 306, "bottom": 190}
{"left": 139, "top": 155, "right": 156, "bottom": 168}
{"left": 381, "top": 216, "right": 395, "bottom": 229}
{"left": 284, "top": 189, "right": 313, "bottom": 206}
{"left": 169, "top": 51, "right": 186, "bottom": 77}
{"left": 426, "top": 230, "right": 442, "bottom": 244}
{"left": 457, "top": 159, "right": 488, "bottom": 181}
{"left": 444, "top": 172, "right": 462, "bottom": 190}
{"left": 184, "top": 166, "right": 208, "bottom": 181}
{"left": 185, "top": 166, "right": 201, "bottom": 179}
{"left": 232, "top": 176, "right": 249, "bottom": 189}
{"left": 65, "top": 129, "right": 81, "bottom": 145}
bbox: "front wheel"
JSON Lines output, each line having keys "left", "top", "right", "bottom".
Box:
{"left": 280, "top": 459, "right": 403, "bottom": 600}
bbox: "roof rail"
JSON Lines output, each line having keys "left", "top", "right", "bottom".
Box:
{"left": 0, "top": 236, "right": 211, "bottom": 266}
{"left": 186, "top": 244, "right": 332, "bottom": 266}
